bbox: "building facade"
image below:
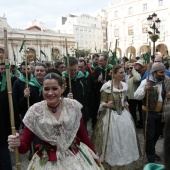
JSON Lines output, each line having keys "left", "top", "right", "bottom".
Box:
{"left": 0, "top": 17, "right": 75, "bottom": 64}
{"left": 107, "top": 0, "right": 170, "bottom": 58}
{"left": 56, "top": 14, "right": 105, "bottom": 53}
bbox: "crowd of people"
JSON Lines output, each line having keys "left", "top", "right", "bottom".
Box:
{"left": 0, "top": 51, "right": 170, "bottom": 170}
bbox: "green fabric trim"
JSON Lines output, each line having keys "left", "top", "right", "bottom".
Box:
{"left": 29, "top": 76, "right": 42, "bottom": 96}
{"left": 90, "top": 62, "right": 94, "bottom": 69}
{"left": 144, "top": 163, "right": 165, "bottom": 170}
{"left": 76, "top": 145, "right": 92, "bottom": 166}
{"left": 0, "top": 73, "right": 6, "bottom": 91}
{"left": 62, "top": 71, "right": 84, "bottom": 80}
{"left": 0, "top": 72, "right": 13, "bottom": 91}
{"left": 107, "top": 64, "right": 113, "bottom": 70}
{"left": 14, "top": 70, "right": 21, "bottom": 77}
{"left": 84, "top": 71, "right": 89, "bottom": 78}
{"left": 5, "top": 65, "right": 10, "bottom": 69}
{"left": 80, "top": 80, "right": 84, "bottom": 96}
{"left": 19, "top": 73, "right": 34, "bottom": 83}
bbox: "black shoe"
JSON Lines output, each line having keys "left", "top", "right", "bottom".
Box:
{"left": 155, "top": 154, "right": 161, "bottom": 161}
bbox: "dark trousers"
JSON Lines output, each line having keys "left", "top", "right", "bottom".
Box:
{"left": 137, "top": 100, "right": 143, "bottom": 124}
{"left": 0, "top": 142, "right": 12, "bottom": 170}
{"left": 129, "top": 99, "right": 143, "bottom": 125}
{"left": 142, "top": 110, "right": 162, "bottom": 163}
{"left": 91, "top": 93, "right": 100, "bottom": 129}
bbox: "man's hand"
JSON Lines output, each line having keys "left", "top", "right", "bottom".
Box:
{"left": 166, "top": 92, "right": 170, "bottom": 99}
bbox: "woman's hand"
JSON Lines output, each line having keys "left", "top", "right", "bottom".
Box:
{"left": 166, "top": 92, "right": 170, "bottom": 99}
{"left": 24, "top": 87, "right": 30, "bottom": 97}
{"left": 67, "top": 93, "right": 73, "bottom": 99}
{"left": 103, "top": 101, "right": 113, "bottom": 109}
{"left": 94, "top": 158, "right": 101, "bottom": 167}
{"left": 8, "top": 133, "right": 20, "bottom": 150}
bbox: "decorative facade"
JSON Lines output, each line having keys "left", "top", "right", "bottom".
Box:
{"left": 0, "top": 18, "right": 75, "bottom": 64}
{"left": 107, "top": 0, "right": 170, "bottom": 58}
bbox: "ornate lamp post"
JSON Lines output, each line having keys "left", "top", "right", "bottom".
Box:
{"left": 147, "top": 13, "right": 161, "bottom": 58}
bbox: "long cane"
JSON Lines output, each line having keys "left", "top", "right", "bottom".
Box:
{"left": 103, "top": 66, "right": 114, "bottom": 162}
{"left": 142, "top": 46, "right": 151, "bottom": 167}
{"left": 103, "top": 39, "right": 117, "bottom": 162}
{"left": 104, "top": 42, "right": 112, "bottom": 82}
{"left": 4, "top": 29, "right": 21, "bottom": 170}
{"left": 65, "top": 38, "right": 72, "bottom": 93}
{"left": 24, "top": 41, "right": 35, "bottom": 157}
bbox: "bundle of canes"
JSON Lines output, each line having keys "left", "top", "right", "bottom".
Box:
{"left": 65, "top": 38, "right": 72, "bottom": 93}
{"left": 103, "top": 39, "right": 118, "bottom": 162}
{"left": 142, "top": 45, "right": 151, "bottom": 167}
{"left": 23, "top": 39, "right": 35, "bottom": 157}
{"left": 4, "top": 29, "right": 21, "bottom": 170}
{"left": 104, "top": 42, "right": 112, "bottom": 82}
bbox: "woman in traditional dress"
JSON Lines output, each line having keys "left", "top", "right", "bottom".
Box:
{"left": 92, "top": 65, "right": 141, "bottom": 170}
{"left": 8, "top": 73, "right": 103, "bottom": 170}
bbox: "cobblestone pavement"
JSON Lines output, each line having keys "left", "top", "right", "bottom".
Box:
{"left": 11, "top": 120, "right": 164, "bottom": 170}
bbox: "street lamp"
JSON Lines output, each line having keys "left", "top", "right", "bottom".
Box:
{"left": 147, "top": 13, "right": 161, "bottom": 58}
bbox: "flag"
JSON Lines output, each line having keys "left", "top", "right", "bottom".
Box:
{"left": 143, "top": 52, "right": 151, "bottom": 64}
{"left": 40, "top": 50, "right": 47, "bottom": 59}
{"left": 51, "top": 48, "right": 54, "bottom": 61}
{"left": 19, "top": 40, "right": 26, "bottom": 53}
{"left": 129, "top": 53, "right": 132, "bottom": 62}
{"left": 12, "top": 46, "right": 16, "bottom": 61}
{"left": 122, "top": 56, "right": 129, "bottom": 62}
{"left": 109, "top": 51, "right": 118, "bottom": 66}
{"left": 95, "top": 46, "right": 97, "bottom": 53}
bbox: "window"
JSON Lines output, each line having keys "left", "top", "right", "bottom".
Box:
{"left": 128, "top": 7, "right": 133, "bottom": 15}
{"left": 0, "top": 48, "right": 4, "bottom": 54}
{"left": 143, "top": 3, "right": 147, "bottom": 11}
{"left": 142, "top": 24, "right": 148, "bottom": 33}
{"left": 128, "top": 26, "right": 134, "bottom": 35}
{"left": 114, "top": 11, "right": 118, "bottom": 18}
{"left": 114, "top": 29, "right": 119, "bottom": 37}
{"left": 158, "top": 0, "right": 163, "bottom": 6}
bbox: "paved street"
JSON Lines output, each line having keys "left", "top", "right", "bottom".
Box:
{"left": 11, "top": 120, "right": 164, "bottom": 170}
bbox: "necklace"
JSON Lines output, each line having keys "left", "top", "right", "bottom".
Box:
{"left": 47, "top": 101, "right": 60, "bottom": 113}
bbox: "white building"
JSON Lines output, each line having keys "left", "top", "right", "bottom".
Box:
{"left": 56, "top": 14, "right": 104, "bottom": 53}
{"left": 0, "top": 17, "right": 75, "bottom": 63}
{"left": 96, "top": 10, "right": 108, "bottom": 51}
{"left": 107, "top": 0, "right": 170, "bottom": 58}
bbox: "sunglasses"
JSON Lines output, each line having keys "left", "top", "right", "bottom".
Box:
{"left": 127, "top": 67, "right": 133, "bottom": 70}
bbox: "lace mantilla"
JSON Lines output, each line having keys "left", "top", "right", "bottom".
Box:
{"left": 23, "top": 98, "right": 82, "bottom": 151}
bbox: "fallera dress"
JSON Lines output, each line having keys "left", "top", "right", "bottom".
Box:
{"left": 20, "top": 98, "right": 104, "bottom": 170}
{"left": 92, "top": 81, "right": 141, "bottom": 170}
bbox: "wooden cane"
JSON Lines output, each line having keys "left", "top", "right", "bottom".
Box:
{"left": 4, "top": 29, "right": 21, "bottom": 170}
{"left": 104, "top": 42, "right": 112, "bottom": 82}
{"left": 65, "top": 38, "right": 72, "bottom": 93}
{"left": 103, "top": 39, "right": 117, "bottom": 162}
{"left": 142, "top": 44, "right": 151, "bottom": 167}
{"left": 24, "top": 38, "right": 30, "bottom": 109}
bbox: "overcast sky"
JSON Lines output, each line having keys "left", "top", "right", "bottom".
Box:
{"left": 0, "top": 0, "right": 110, "bottom": 29}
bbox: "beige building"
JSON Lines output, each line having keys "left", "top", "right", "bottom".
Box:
{"left": 0, "top": 17, "right": 75, "bottom": 63}
{"left": 107, "top": 0, "right": 170, "bottom": 58}
{"left": 56, "top": 14, "right": 104, "bottom": 52}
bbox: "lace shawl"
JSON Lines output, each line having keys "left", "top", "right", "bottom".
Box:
{"left": 23, "top": 98, "right": 82, "bottom": 151}
{"left": 99, "top": 80, "right": 128, "bottom": 112}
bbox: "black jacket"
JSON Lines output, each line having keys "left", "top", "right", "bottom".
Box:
{"left": 0, "top": 77, "right": 20, "bottom": 144}
{"left": 62, "top": 71, "right": 89, "bottom": 123}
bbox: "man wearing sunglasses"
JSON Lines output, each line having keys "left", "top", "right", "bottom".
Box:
{"left": 126, "top": 63, "right": 141, "bottom": 127}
